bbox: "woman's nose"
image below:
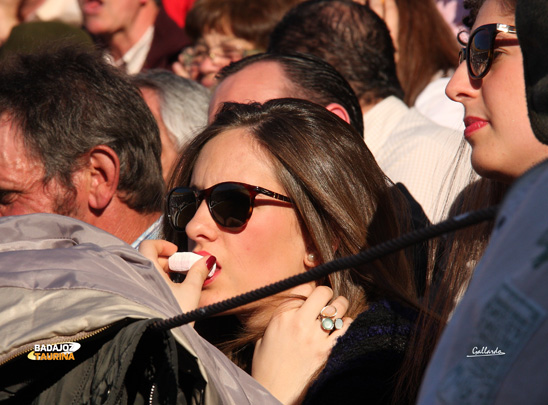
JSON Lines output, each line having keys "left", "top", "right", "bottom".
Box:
{"left": 185, "top": 199, "right": 218, "bottom": 243}
{"left": 446, "top": 61, "right": 481, "bottom": 104}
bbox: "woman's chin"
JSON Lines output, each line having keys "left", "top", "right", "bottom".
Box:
{"left": 471, "top": 160, "right": 516, "bottom": 184}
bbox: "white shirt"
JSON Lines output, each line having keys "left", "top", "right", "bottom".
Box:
{"left": 363, "top": 96, "right": 474, "bottom": 221}
{"left": 112, "top": 26, "right": 154, "bottom": 75}
{"left": 131, "top": 215, "right": 162, "bottom": 249}
{"left": 415, "top": 76, "right": 465, "bottom": 133}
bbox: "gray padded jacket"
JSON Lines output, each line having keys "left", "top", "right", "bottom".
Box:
{"left": 0, "top": 213, "right": 279, "bottom": 404}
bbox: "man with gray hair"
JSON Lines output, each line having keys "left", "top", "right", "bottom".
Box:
{"left": 0, "top": 45, "right": 164, "bottom": 248}
{"left": 132, "top": 70, "right": 210, "bottom": 181}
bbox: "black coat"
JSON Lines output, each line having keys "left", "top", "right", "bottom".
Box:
{"left": 304, "top": 300, "right": 416, "bottom": 405}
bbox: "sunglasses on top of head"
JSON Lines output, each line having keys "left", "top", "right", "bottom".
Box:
{"left": 458, "top": 23, "right": 517, "bottom": 80}
{"left": 167, "top": 181, "right": 293, "bottom": 232}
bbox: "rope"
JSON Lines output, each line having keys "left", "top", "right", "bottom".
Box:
{"left": 151, "top": 205, "right": 499, "bottom": 331}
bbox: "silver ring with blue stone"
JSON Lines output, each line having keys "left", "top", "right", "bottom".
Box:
{"left": 321, "top": 317, "right": 335, "bottom": 331}
{"left": 320, "top": 305, "right": 342, "bottom": 332}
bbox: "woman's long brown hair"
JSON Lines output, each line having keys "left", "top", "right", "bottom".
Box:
{"left": 164, "top": 99, "right": 437, "bottom": 402}
{"left": 395, "top": 0, "right": 460, "bottom": 106}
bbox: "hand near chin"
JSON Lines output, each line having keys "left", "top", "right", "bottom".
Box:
{"left": 251, "top": 285, "right": 352, "bottom": 404}
{"left": 172, "top": 60, "right": 191, "bottom": 79}
{"left": 172, "top": 51, "right": 199, "bottom": 80}
{"left": 139, "top": 240, "right": 214, "bottom": 321}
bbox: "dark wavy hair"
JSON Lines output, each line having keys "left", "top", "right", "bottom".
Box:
{"left": 463, "top": 0, "right": 517, "bottom": 28}
{"left": 0, "top": 44, "right": 164, "bottom": 213}
{"left": 268, "top": 0, "right": 403, "bottom": 107}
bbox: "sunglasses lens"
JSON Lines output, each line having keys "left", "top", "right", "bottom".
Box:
{"left": 470, "top": 28, "right": 492, "bottom": 77}
{"left": 209, "top": 183, "right": 252, "bottom": 228}
{"left": 169, "top": 189, "right": 198, "bottom": 231}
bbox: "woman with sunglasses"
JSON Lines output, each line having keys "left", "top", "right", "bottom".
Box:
{"left": 447, "top": 0, "right": 548, "bottom": 182}
{"left": 419, "top": 0, "right": 548, "bottom": 401}
{"left": 432, "top": 0, "right": 548, "bottom": 313}
{"left": 141, "top": 98, "right": 435, "bottom": 403}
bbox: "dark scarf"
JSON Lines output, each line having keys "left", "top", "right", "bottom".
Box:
{"left": 303, "top": 300, "right": 417, "bottom": 405}
{"left": 517, "top": 0, "right": 548, "bottom": 145}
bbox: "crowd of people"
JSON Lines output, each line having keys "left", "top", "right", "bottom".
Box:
{"left": 1, "top": 0, "right": 548, "bottom": 403}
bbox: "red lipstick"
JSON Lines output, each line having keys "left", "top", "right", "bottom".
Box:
{"left": 463, "top": 116, "right": 488, "bottom": 139}
{"left": 194, "top": 251, "right": 221, "bottom": 286}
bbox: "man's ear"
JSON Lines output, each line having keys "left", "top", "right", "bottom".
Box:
{"left": 87, "top": 145, "right": 120, "bottom": 210}
{"left": 325, "top": 103, "right": 351, "bottom": 125}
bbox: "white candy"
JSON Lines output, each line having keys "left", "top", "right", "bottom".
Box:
{"left": 168, "top": 252, "right": 217, "bottom": 278}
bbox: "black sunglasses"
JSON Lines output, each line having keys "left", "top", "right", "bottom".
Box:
{"left": 167, "top": 181, "right": 293, "bottom": 231}
{"left": 458, "top": 23, "right": 517, "bottom": 80}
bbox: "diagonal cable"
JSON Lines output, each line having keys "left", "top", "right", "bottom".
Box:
{"left": 152, "top": 205, "right": 499, "bottom": 331}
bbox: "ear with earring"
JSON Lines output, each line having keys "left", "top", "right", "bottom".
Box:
{"left": 305, "top": 252, "right": 318, "bottom": 267}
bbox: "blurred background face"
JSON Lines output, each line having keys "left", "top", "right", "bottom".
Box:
{"left": 79, "top": 0, "right": 144, "bottom": 35}
{"left": 182, "top": 29, "right": 258, "bottom": 88}
{"left": 445, "top": 0, "right": 548, "bottom": 182}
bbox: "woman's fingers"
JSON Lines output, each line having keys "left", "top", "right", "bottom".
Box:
{"left": 275, "top": 283, "right": 316, "bottom": 312}
{"left": 139, "top": 239, "right": 178, "bottom": 263}
{"left": 139, "top": 241, "right": 216, "bottom": 319}
{"left": 299, "top": 285, "right": 335, "bottom": 318}
{"left": 166, "top": 255, "right": 216, "bottom": 320}
{"left": 177, "top": 255, "right": 216, "bottom": 297}
{"left": 279, "top": 285, "right": 350, "bottom": 334}
{"left": 251, "top": 286, "right": 352, "bottom": 404}
{"left": 316, "top": 293, "right": 351, "bottom": 338}
{"left": 172, "top": 60, "right": 191, "bottom": 78}
{"left": 324, "top": 294, "right": 350, "bottom": 318}
{"left": 139, "top": 239, "right": 178, "bottom": 281}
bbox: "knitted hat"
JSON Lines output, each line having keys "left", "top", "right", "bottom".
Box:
{"left": 0, "top": 21, "right": 94, "bottom": 59}
{"left": 516, "top": 0, "right": 548, "bottom": 145}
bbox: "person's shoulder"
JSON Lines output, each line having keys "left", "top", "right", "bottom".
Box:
{"left": 406, "top": 108, "right": 460, "bottom": 135}
{"left": 395, "top": 107, "right": 462, "bottom": 149}
{"left": 0, "top": 213, "right": 125, "bottom": 249}
{"left": 333, "top": 299, "right": 417, "bottom": 357}
{"left": 152, "top": 7, "right": 189, "bottom": 46}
